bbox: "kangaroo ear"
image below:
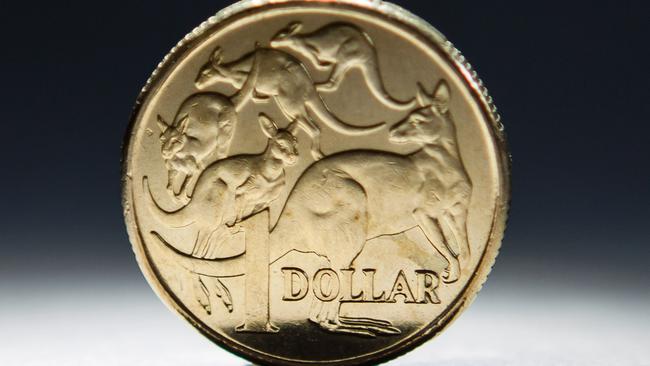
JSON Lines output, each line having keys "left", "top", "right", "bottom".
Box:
{"left": 416, "top": 82, "right": 433, "bottom": 107}
{"left": 288, "top": 22, "right": 303, "bottom": 35}
{"left": 209, "top": 46, "right": 223, "bottom": 67}
{"left": 178, "top": 115, "right": 190, "bottom": 134}
{"left": 157, "top": 115, "right": 169, "bottom": 133}
{"left": 432, "top": 80, "right": 450, "bottom": 113}
{"left": 258, "top": 113, "right": 278, "bottom": 139}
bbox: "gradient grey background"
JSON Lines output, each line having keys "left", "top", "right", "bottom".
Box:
{"left": 1, "top": 1, "right": 648, "bottom": 365}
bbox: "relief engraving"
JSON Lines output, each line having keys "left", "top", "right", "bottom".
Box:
{"left": 156, "top": 93, "right": 236, "bottom": 200}
{"left": 271, "top": 22, "right": 416, "bottom": 110}
{"left": 147, "top": 113, "right": 298, "bottom": 258}
{"left": 281, "top": 267, "right": 440, "bottom": 305}
{"left": 142, "top": 21, "right": 473, "bottom": 339}
{"left": 196, "top": 47, "right": 384, "bottom": 160}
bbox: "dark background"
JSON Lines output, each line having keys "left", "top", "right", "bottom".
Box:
{"left": 1, "top": 0, "right": 648, "bottom": 364}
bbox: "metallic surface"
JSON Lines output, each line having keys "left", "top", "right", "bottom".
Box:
{"left": 122, "top": 1, "right": 509, "bottom": 364}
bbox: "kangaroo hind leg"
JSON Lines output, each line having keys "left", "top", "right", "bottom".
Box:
{"left": 313, "top": 301, "right": 401, "bottom": 337}
{"left": 317, "top": 62, "right": 352, "bottom": 93}
{"left": 296, "top": 115, "right": 324, "bottom": 160}
{"left": 191, "top": 229, "right": 212, "bottom": 258}
{"left": 413, "top": 209, "right": 460, "bottom": 283}
{"left": 273, "top": 98, "right": 322, "bottom": 159}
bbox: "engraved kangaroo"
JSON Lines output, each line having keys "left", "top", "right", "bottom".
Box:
{"left": 146, "top": 114, "right": 299, "bottom": 259}
{"left": 271, "top": 22, "right": 416, "bottom": 110}
{"left": 148, "top": 80, "right": 472, "bottom": 338}
{"left": 262, "top": 80, "right": 471, "bottom": 336}
{"left": 156, "top": 93, "right": 236, "bottom": 199}
{"left": 195, "top": 47, "right": 385, "bottom": 160}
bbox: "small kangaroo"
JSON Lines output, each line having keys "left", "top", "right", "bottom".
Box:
{"left": 157, "top": 93, "right": 236, "bottom": 199}
{"left": 270, "top": 22, "right": 416, "bottom": 111}
{"left": 146, "top": 113, "right": 299, "bottom": 259}
{"left": 195, "top": 47, "right": 385, "bottom": 160}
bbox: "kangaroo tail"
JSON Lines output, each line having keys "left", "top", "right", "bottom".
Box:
{"left": 307, "top": 98, "right": 386, "bottom": 135}
{"left": 363, "top": 58, "right": 416, "bottom": 111}
{"left": 143, "top": 176, "right": 194, "bottom": 228}
{"left": 149, "top": 231, "right": 246, "bottom": 278}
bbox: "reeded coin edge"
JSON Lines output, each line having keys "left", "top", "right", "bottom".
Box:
{"left": 121, "top": 1, "right": 511, "bottom": 365}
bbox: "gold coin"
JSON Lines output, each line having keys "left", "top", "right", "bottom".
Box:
{"left": 122, "top": 0, "right": 509, "bottom": 364}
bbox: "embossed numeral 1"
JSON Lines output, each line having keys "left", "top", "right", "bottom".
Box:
{"left": 236, "top": 210, "right": 278, "bottom": 333}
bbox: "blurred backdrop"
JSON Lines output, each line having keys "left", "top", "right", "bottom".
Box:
{"left": 0, "top": 1, "right": 648, "bottom": 365}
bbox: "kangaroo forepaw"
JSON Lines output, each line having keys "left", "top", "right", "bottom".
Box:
{"left": 316, "top": 81, "right": 338, "bottom": 93}
{"left": 311, "top": 149, "right": 325, "bottom": 161}
{"left": 442, "top": 258, "right": 460, "bottom": 283}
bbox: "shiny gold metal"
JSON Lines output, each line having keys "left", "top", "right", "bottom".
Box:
{"left": 122, "top": 0, "right": 509, "bottom": 364}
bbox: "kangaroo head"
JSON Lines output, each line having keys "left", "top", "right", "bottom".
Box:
{"left": 389, "top": 80, "right": 452, "bottom": 146}
{"left": 259, "top": 113, "right": 299, "bottom": 166}
{"left": 270, "top": 22, "right": 303, "bottom": 49}
{"left": 158, "top": 115, "right": 190, "bottom": 160}
{"left": 195, "top": 47, "right": 227, "bottom": 88}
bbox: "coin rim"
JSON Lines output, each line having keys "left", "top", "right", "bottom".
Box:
{"left": 121, "top": 1, "right": 511, "bottom": 365}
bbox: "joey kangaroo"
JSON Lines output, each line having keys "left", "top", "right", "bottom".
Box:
{"left": 147, "top": 80, "right": 472, "bottom": 337}
{"left": 195, "top": 47, "right": 385, "bottom": 160}
{"left": 157, "top": 93, "right": 236, "bottom": 199}
{"left": 271, "top": 22, "right": 416, "bottom": 110}
{"left": 146, "top": 113, "right": 299, "bottom": 260}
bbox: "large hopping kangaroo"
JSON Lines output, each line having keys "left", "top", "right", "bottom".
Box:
{"left": 147, "top": 80, "right": 472, "bottom": 337}
{"left": 264, "top": 80, "right": 472, "bottom": 335}
{"left": 195, "top": 47, "right": 385, "bottom": 160}
{"left": 146, "top": 113, "right": 299, "bottom": 259}
{"left": 270, "top": 22, "right": 416, "bottom": 110}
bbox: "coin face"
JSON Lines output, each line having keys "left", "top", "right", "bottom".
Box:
{"left": 122, "top": 0, "right": 509, "bottom": 364}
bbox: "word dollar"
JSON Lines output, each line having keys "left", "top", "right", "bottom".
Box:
{"left": 281, "top": 268, "right": 441, "bottom": 304}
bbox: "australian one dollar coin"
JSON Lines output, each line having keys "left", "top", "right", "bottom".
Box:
{"left": 122, "top": 0, "right": 510, "bottom": 364}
